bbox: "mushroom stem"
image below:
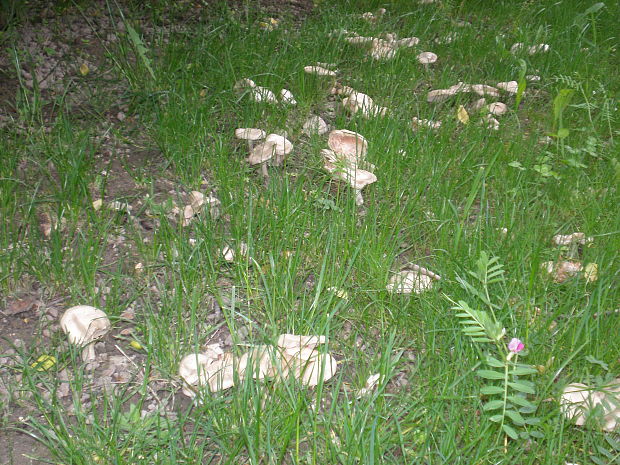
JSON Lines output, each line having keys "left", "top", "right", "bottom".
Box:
{"left": 81, "top": 343, "right": 96, "bottom": 362}
{"left": 261, "top": 163, "right": 270, "bottom": 186}
{"left": 247, "top": 141, "right": 254, "bottom": 152}
{"left": 354, "top": 189, "right": 364, "bottom": 206}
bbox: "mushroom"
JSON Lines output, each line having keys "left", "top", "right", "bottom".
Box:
{"left": 250, "top": 86, "right": 277, "bottom": 103}
{"left": 386, "top": 267, "right": 440, "bottom": 294}
{"left": 235, "top": 128, "right": 266, "bottom": 152}
{"left": 60, "top": 305, "right": 111, "bottom": 362}
{"left": 417, "top": 51, "right": 438, "bottom": 65}
{"left": 488, "top": 102, "right": 508, "bottom": 116}
{"left": 471, "top": 84, "right": 500, "bottom": 98}
{"left": 496, "top": 81, "right": 518, "bottom": 94}
{"left": 247, "top": 133, "right": 293, "bottom": 181}
{"left": 279, "top": 88, "right": 297, "bottom": 105}
{"left": 277, "top": 334, "right": 337, "bottom": 387}
{"left": 345, "top": 35, "right": 376, "bottom": 45}
{"left": 179, "top": 345, "right": 236, "bottom": 397}
{"left": 302, "top": 115, "right": 328, "bottom": 136}
{"left": 179, "top": 353, "right": 212, "bottom": 397}
{"left": 552, "top": 232, "right": 593, "bottom": 246}
{"left": 327, "top": 129, "right": 369, "bottom": 168}
{"left": 234, "top": 78, "right": 256, "bottom": 90}
{"left": 304, "top": 65, "right": 337, "bottom": 76}
{"left": 341, "top": 91, "right": 388, "bottom": 118}
{"left": 561, "top": 381, "right": 620, "bottom": 431}
{"left": 394, "top": 37, "right": 420, "bottom": 48}
{"left": 541, "top": 260, "right": 583, "bottom": 283}
{"left": 471, "top": 97, "right": 487, "bottom": 111}
{"left": 482, "top": 114, "right": 500, "bottom": 130}
{"left": 324, "top": 160, "right": 377, "bottom": 206}
{"left": 370, "top": 39, "right": 397, "bottom": 60}
{"left": 237, "top": 345, "right": 279, "bottom": 380}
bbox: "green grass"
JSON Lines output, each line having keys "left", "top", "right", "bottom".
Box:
{"left": 1, "top": 0, "right": 619, "bottom": 464}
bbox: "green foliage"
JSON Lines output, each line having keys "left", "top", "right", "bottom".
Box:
{"left": 452, "top": 252, "right": 540, "bottom": 442}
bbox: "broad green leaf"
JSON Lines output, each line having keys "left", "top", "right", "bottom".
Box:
{"left": 524, "top": 417, "right": 541, "bottom": 426}
{"left": 483, "top": 400, "right": 505, "bottom": 411}
{"left": 502, "top": 424, "right": 519, "bottom": 440}
{"left": 510, "top": 366, "right": 538, "bottom": 376}
{"left": 557, "top": 128, "right": 570, "bottom": 139}
{"left": 480, "top": 386, "right": 504, "bottom": 395}
{"left": 508, "top": 380, "right": 536, "bottom": 394}
{"left": 507, "top": 395, "right": 535, "bottom": 409}
{"left": 504, "top": 409, "right": 526, "bottom": 425}
{"left": 485, "top": 356, "right": 506, "bottom": 368}
{"left": 477, "top": 369, "right": 505, "bottom": 380}
{"left": 489, "top": 414, "right": 503, "bottom": 423}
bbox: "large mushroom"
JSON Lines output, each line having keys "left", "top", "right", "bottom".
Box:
{"left": 327, "top": 129, "right": 371, "bottom": 169}
{"left": 60, "top": 305, "right": 111, "bottom": 362}
{"left": 235, "top": 128, "right": 266, "bottom": 152}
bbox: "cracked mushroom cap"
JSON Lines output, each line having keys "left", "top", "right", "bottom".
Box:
{"left": 235, "top": 128, "right": 266, "bottom": 141}
{"left": 237, "top": 345, "right": 279, "bottom": 380}
{"left": 488, "top": 102, "right": 508, "bottom": 116}
{"left": 327, "top": 130, "right": 368, "bottom": 160}
{"left": 60, "top": 305, "right": 111, "bottom": 361}
{"left": 496, "top": 81, "right": 518, "bottom": 94}
{"left": 303, "top": 65, "right": 337, "bottom": 76}
{"left": 179, "top": 353, "right": 212, "bottom": 397}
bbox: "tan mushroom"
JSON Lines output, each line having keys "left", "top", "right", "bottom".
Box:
{"left": 561, "top": 381, "right": 620, "bottom": 431}
{"left": 235, "top": 128, "right": 266, "bottom": 152}
{"left": 471, "top": 84, "right": 500, "bottom": 98}
{"left": 342, "top": 91, "right": 387, "bottom": 118}
{"left": 496, "top": 81, "right": 518, "bottom": 94}
{"left": 324, "top": 161, "right": 376, "bottom": 206}
{"left": 552, "top": 232, "right": 593, "bottom": 246}
{"left": 488, "top": 102, "right": 508, "bottom": 116}
{"left": 370, "top": 39, "right": 397, "bottom": 60}
{"left": 386, "top": 266, "right": 440, "bottom": 294}
{"left": 304, "top": 65, "right": 337, "bottom": 76}
{"left": 417, "top": 52, "right": 438, "bottom": 65}
{"left": 302, "top": 115, "right": 328, "bottom": 136}
{"left": 327, "top": 130, "right": 372, "bottom": 169}
{"left": 277, "top": 334, "right": 337, "bottom": 387}
{"left": 60, "top": 305, "right": 111, "bottom": 362}
{"left": 412, "top": 117, "right": 442, "bottom": 130}
{"left": 280, "top": 88, "right": 297, "bottom": 105}
{"left": 237, "top": 345, "right": 279, "bottom": 380}
{"left": 250, "top": 86, "right": 277, "bottom": 103}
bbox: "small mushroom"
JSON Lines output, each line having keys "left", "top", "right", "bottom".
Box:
{"left": 386, "top": 267, "right": 440, "bottom": 294}
{"left": 235, "top": 128, "right": 266, "bottom": 152}
{"left": 471, "top": 84, "right": 500, "bottom": 98}
{"left": 280, "top": 88, "right": 297, "bottom": 105}
{"left": 394, "top": 37, "right": 420, "bottom": 48}
{"left": 561, "top": 381, "right": 620, "bottom": 431}
{"left": 247, "top": 134, "right": 293, "bottom": 181}
{"left": 471, "top": 97, "right": 487, "bottom": 111}
{"left": 265, "top": 133, "right": 293, "bottom": 165}
{"left": 250, "top": 86, "right": 277, "bottom": 103}
{"left": 304, "top": 65, "right": 337, "bottom": 76}
{"left": 342, "top": 91, "right": 386, "bottom": 118}
{"left": 324, "top": 161, "right": 376, "bottom": 205}
{"left": 234, "top": 78, "right": 256, "bottom": 90}
{"left": 370, "top": 39, "right": 397, "bottom": 60}
{"left": 302, "top": 115, "right": 328, "bottom": 136}
{"left": 552, "top": 232, "right": 593, "bottom": 246}
{"left": 345, "top": 35, "right": 376, "bottom": 45}
{"left": 482, "top": 114, "right": 500, "bottom": 130}
{"left": 541, "top": 260, "right": 583, "bottom": 283}
{"left": 488, "top": 102, "right": 508, "bottom": 116}
{"left": 60, "top": 305, "right": 111, "bottom": 362}
{"left": 496, "top": 81, "right": 519, "bottom": 94}
{"left": 417, "top": 51, "right": 438, "bottom": 65}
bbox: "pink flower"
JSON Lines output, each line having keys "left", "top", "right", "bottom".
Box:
{"left": 508, "top": 338, "right": 524, "bottom": 353}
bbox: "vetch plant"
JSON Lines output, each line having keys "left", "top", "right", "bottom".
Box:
{"left": 449, "top": 252, "right": 541, "bottom": 442}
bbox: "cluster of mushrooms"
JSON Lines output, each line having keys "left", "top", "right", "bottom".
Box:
{"left": 179, "top": 334, "right": 337, "bottom": 396}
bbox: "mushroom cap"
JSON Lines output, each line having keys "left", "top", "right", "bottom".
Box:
{"left": 394, "top": 37, "right": 420, "bottom": 48}
{"left": 417, "top": 51, "right": 438, "bottom": 64}
{"left": 280, "top": 88, "right": 297, "bottom": 105}
{"left": 282, "top": 352, "right": 338, "bottom": 387}
{"left": 235, "top": 128, "right": 266, "bottom": 141}
{"left": 250, "top": 86, "right": 277, "bottom": 103}
{"left": 247, "top": 141, "right": 277, "bottom": 165}
{"left": 265, "top": 133, "right": 293, "bottom": 157}
{"left": 237, "top": 345, "right": 278, "bottom": 380}
{"left": 386, "top": 270, "right": 434, "bottom": 294}
{"left": 303, "top": 65, "right": 337, "bottom": 76}
{"left": 179, "top": 353, "right": 212, "bottom": 396}
{"left": 488, "top": 102, "right": 508, "bottom": 116}
{"left": 302, "top": 115, "right": 328, "bottom": 136}
{"left": 234, "top": 78, "right": 256, "bottom": 90}
{"left": 328, "top": 130, "right": 368, "bottom": 159}
{"left": 60, "top": 305, "right": 111, "bottom": 345}
{"left": 370, "top": 39, "right": 397, "bottom": 60}
{"left": 471, "top": 84, "right": 500, "bottom": 97}
{"left": 325, "top": 162, "right": 377, "bottom": 190}
{"left": 496, "top": 81, "right": 518, "bottom": 94}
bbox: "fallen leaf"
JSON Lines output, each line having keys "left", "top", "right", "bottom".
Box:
{"left": 79, "top": 63, "right": 89, "bottom": 76}
{"left": 31, "top": 355, "right": 57, "bottom": 371}
{"left": 456, "top": 105, "right": 469, "bottom": 124}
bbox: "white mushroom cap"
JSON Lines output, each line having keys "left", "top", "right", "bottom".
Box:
{"left": 60, "top": 305, "right": 111, "bottom": 362}
{"left": 412, "top": 117, "right": 442, "bottom": 130}
{"left": 471, "top": 84, "right": 500, "bottom": 97}
{"left": 302, "top": 115, "right": 328, "bottom": 136}
{"left": 471, "top": 97, "right": 487, "bottom": 111}
{"left": 488, "top": 102, "right": 508, "bottom": 116}
{"left": 386, "top": 270, "right": 434, "bottom": 294}
{"left": 235, "top": 128, "right": 266, "bottom": 141}
{"left": 237, "top": 345, "right": 279, "bottom": 380}
{"left": 560, "top": 382, "right": 620, "bottom": 431}
{"left": 496, "top": 81, "right": 519, "bottom": 94}
{"left": 280, "top": 88, "right": 297, "bottom": 105}
{"left": 265, "top": 133, "right": 293, "bottom": 161}
{"left": 370, "top": 39, "right": 397, "bottom": 60}
{"left": 247, "top": 141, "right": 277, "bottom": 165}
{"left": 342, "top": 92, "right": 386, "bottom": 117}
{"left": 417, "top": 52, "right": 438, "bottom": 64}
{"left": 282, "top": 352, "right": 338, "bottom": 387}
{"left": 304, "top": 65, "right": 337, "bottom": 76}
{"left": 179, "top": 353, "right": 212, "bottom": 397}
{"left": 234, "top": 78, "right": 256, "bottom": 90}
{"left": 394, "top": 37, "right": 420, "bottom": 48}
{"left": 250, "top": 86, "right": 277, "bottom": 103}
